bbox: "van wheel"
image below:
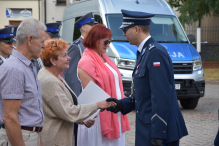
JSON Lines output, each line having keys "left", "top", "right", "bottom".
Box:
{"left": 180, "top": 97, "right": 200, "bottom": 109}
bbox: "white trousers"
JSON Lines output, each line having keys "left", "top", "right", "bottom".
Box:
{"left": 0, "top": 128, "right": 40, "bottom": 146}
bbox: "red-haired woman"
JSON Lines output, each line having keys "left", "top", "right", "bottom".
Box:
{"left": 77, "top": 24, "right": 130, "bottom": 146}
{"left": 37, "top": 39, "right": 111, "bottom": 146}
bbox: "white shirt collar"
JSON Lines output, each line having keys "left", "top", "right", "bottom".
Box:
{"left": 0, "top": 55, "right": 6, "bottom": 62}
{"left": 138, "top": 35, "right": 151, "bottom": 52}
{"left": 80, "top": 36, "right": 84, "bottom": 39}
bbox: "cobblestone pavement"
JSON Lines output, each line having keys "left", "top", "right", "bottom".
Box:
{"left": 125, "top": 82, "right": 219, "bottom": 146}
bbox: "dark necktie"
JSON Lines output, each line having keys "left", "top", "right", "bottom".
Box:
{"left": 137, "top": 50, "right": 140, "bottom": 60}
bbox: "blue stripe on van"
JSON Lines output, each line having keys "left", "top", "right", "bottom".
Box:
{"left": 112, "top": 42, "right": 200, "bottom": 61}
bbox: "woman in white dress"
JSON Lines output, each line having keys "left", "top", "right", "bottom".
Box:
{"left": 77, "top": 24, "right": 130, "bottom": 146}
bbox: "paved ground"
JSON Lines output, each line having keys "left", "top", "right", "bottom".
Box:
{"left": 125, "top": 82, "right": 219, "bottom": 146}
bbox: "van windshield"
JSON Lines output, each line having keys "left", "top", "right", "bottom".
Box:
{"left": 106, "top": 14, "right": 188, "bottom": 43}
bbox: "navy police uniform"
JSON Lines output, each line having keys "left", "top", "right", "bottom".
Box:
{"left": 0, "top": 26, "right": 16, "bottom": 66}
{"left": 34, "top": 22, "right": 62, "bottom": 73}
{"left": 62, "top": 12, "right": 98, "bottom": 97}
{"left": 107, "top": 10, "right": 188, "bottom": 146}
{"left": 215, "top": 130, "right": 219, "bottom": 146}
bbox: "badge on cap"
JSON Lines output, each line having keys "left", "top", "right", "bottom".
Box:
{"left": 11, "top": 27, "right": 14, "bottom": 33}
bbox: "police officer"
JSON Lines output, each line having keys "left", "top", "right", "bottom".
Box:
{"left": 106, "top": 9, "right": 188, "bottom": 146}
{"left": 34, "top": 22, "right": 62, "bottom": 73}
{"left": 0, "top": 26, "right": 16, "bottom": 66}
{"left": 0, "top": 26, "right": 15, "bottom": 145}
{"left": 62, "top": 12, "right": 98, "bottom": 97}
{"left": 45, "top": 22, "right": 61, "bottom": 40}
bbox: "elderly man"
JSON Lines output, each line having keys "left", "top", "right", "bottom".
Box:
{"left": 0, "top": 18, "right": 46, "bottom": 146}
{"left": 106, "top": 9, "right": 188, "bottom": 146}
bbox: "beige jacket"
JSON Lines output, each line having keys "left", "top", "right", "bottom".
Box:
{"left": 38, "top": 67, "right": 98, "bottom": 146}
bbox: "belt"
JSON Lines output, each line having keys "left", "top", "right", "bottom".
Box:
{"left": 1, "top": 124, "right": 43, "bottom": 133}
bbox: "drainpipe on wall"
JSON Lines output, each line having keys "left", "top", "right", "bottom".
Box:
{"left": 38, "top": 0, "right": 40, "bottom": 20}
{"left": 44, "top": 0, "right": 47, "bottom": 23}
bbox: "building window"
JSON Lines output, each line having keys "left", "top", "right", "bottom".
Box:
{"left": 56, "top": 0, "right": 66, "bottom": 6}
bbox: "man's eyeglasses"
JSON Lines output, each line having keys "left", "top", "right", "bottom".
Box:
{"left": 103, "top": 40, "right": 111, "bottom": 46}
{"left": 122, "top": 25, "right": 135, "bottom": 34}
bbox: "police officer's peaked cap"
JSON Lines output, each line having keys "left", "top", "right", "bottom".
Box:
{"left": 74, "top": 12, "right": 98, "bottom": 29}
{"left": 0, "top": 26, "right": 16, "bottom": 42}
{"left": 13, "top": 26, "right": 18, "bottom": 36}
{"left": 45, "top": 22, "right": 62, "bottom": 37}
{"left": 119, "top": 9, "right": 155, "bottom": 29}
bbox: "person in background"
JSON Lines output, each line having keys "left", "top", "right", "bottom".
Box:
{"left": 34, "top": 22, "right": 62, "bottom": 73}
{"left": 62, "top": 12, "right": 98, "bottom": 97}
{"left": 38, "top": 39, "right": 111, "bottom": 146}
{"left": 106, "top": 9, "right": 188, "bottom": 146}
{"left": 45, "top": 22, "right": 61, "bottom": 40}
{"left": 0, "top": 18, "right": 46, "bottom": 146}
{"left": 77, "top": 24, "right": 130, "bottom": 146}
{"left": 0, "top": 26, "right": 16, "bottom": 66}
{"left": 0, "top": 26, "right": 15, "bottom": 146}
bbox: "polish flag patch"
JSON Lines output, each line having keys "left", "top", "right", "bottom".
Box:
{"left": 153, "top": 62, "right": 160, "bottom": 67}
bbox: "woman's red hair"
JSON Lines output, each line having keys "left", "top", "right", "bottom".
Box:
{"left": 82, "top": 24, "right": 112, "bottom": 49}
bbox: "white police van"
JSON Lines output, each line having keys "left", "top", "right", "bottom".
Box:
{"left": 61, "top": 0, "right": 205, "bottom": 109}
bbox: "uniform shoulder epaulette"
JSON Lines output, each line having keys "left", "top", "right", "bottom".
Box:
{"left": 148, "top": 43, "right": 156, "bottom": 51}
{"left": 73, "top": 39, "right": 81, "bottom": 45}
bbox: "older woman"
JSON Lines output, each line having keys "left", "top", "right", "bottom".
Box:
{"left": 38, "top": 39, "right": 111, "bottom": 146}
{"left": 77, "top": 24, "right": 130, "bottom": 146}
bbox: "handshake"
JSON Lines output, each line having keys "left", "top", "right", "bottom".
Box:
{"left": 96, "top": 98, "right": 123, "bottom": 113}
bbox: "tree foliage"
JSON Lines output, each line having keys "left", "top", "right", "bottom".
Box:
{"left": 168, "top": 0, "right": 219, "bottom": 27}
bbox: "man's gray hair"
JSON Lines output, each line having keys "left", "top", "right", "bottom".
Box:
{"left": 16, "top": 18, "right": 46, "bottom": 45}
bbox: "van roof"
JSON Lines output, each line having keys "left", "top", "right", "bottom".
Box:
{"left": 66, "top": 0, "right": 175, "bottom": 17}
{"left": 99, "top": 0, "right": 175, "bottom": 15}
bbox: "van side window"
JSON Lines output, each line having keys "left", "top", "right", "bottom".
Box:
{"left": 73, "top": 17, "right": 82, "bottom": 41}
{"left": 94, "top": 15, "right": 103, "bottom": 24}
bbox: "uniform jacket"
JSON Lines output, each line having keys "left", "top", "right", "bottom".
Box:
{"left": 38, "top": 67, "right": 98, "bottom": 146}
{"left": 62, "top": 36, "right": 85, "bottom": 97}
{"left": 121, "top": 37, "right": 188, "bottom": 146}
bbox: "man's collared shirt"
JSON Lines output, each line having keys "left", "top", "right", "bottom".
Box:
{"left": 0, "top": 50, "right": 44, "bottom": 126}
{"left": 138, "top": 35, "right": 151, "bottom": 53}
{"left": 0, "top": 55, "right": 6, "bottom": 63}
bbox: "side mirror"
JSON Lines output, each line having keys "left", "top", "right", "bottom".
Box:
{"left": 187, "top": 34, "right": 196, "bottom": 44}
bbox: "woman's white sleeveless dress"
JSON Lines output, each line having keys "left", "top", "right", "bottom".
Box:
{"left": 77, "top": 62, "right": 125, "bottom": 146}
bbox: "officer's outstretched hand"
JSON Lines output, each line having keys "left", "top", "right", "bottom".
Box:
{"left": 105, "top": 98, "right": 123, "bottom": 113}
{"left": 151, "top": 138, "right": 163, "bottom": 146}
